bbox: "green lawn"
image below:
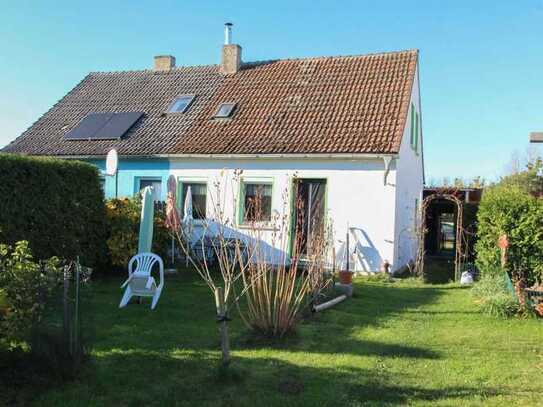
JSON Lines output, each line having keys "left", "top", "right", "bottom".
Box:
{"left": 33, "top": 273, "right": 542, "bottom": 406}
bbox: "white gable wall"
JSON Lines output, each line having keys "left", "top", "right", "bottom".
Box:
{"left": 392, "top": 63, "right": 425, "bottom": 271}
{"left": 169, "top": 157, "right": 397, "bottom": 271}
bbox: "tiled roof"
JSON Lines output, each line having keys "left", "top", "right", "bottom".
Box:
{"left": 3, "top": 49, "right": 418, "bottom": 156}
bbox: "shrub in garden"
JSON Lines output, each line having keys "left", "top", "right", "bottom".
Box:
{"left": 0, "top": 241, "right": 62, "bottom": 345}
{"left": 170, "top": 171, "right": 333, "bottom": 365}
{"left": 471, "top": 272, "right": 520, "bottom": 318}
{"left": 0, "top": 246, "right": 91, "bottom": 405}
{"left": 105, "top": 197, "right": 170, "bottom": 268}
{"left": 475, "top": 184, "right": 543, "bottom": 285}
{"left": 0, "top": 154, "right": 107, "bottom": 267}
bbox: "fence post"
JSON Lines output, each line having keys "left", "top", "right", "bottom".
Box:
{"left": 63, "top": 264, "right": 71, "bottom": 353}
{"left": 73, "top": 257, "right": 81, "bottom": 362}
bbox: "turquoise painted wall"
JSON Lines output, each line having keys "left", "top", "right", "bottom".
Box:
{"left": 88, "top": 159, "right": 170, "bottom": 200}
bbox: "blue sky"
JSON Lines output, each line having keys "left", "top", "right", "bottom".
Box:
{"left": 1, "top": 0, "right": 541, "bottom": 181}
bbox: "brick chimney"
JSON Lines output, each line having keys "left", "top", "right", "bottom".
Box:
{"left": 220, "top": 23, "right": 241, "bottom": 75}
{"left": 154, "top": 55, "right": 176, "bottom": 71}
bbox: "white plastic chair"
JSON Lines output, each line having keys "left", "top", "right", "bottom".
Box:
{"left": 119, "top": 252, "right": 164, "bottom": 310}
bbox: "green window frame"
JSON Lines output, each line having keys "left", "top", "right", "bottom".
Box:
{"left": 410, "top": 103, "right": 419, "bottom": 154}
{"left": 177, "top": 181, "right": 208, "bottom": 220}
{"left": 237, "top": 180, "right": 273, "bottom": 224}
{"left": 414, "top": 111, "right": 419, "bottom": 154}
{"left": 410, "top": 103, "right": 415, "bottom": 148}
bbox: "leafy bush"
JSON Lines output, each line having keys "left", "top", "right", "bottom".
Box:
{"left": 0, "top": 241, "right": 62, "bottom": 344}
{"left": 0, "top": 154, "right": 108, "bottom": 267}
{"left": 500, "top": 158, "right": 543, "bottom": 197}
{"left": 105, "top": 197, "right": 170, "bottom": 268}
{"left": 475, "top": 184, "right": 543, "bottom": 284}
{"left": 471, "top": 273, "right": 520, "bottom": 317}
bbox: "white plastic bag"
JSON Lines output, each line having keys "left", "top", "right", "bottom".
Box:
{"left": 460, "top": 271, "right": 474, "bottom": 286}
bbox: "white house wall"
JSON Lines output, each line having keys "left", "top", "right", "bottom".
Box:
{"left": 392, "top": 63, "right": 425, "bottom": 271}
{"left": 169, "top": 158, "right": 397, "bottom": 272}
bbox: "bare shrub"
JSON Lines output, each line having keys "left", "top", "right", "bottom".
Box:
{"left": 173, "top": 171, "right": 334, "bottom": 361}
{"left": 235, "top": 178, "right": 335, "bottom": 338}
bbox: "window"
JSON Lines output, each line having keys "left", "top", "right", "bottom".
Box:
{"left": 180, "top": 182, "right": 207, "bottom": 220}
{"left": 410, "top": 103, "right": 419, "bottom": 154}
{"left": 241, "top": 182, "right": 272, "bottom": 222}
{"left": 414, "top": 111, "right": 419, "bottom": 153}
{"left": 139, "top": 179, "right": 162, "bottom": 202}
{"left": 167, "top": 95, "right": 195, "bottom": 113}
{"left": 214, "top": 103, "right": 236, "bottom": 118}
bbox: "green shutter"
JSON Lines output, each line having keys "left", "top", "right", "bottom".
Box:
{"left": 414, "top": 112, "right": 419, "bottom": 153}
{"left": 410, "top": 104, "right": 415, "bottom": 147}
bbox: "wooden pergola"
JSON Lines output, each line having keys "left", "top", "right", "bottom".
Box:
{"left": 415, "top": 190, "right": 468, "bottom": 281}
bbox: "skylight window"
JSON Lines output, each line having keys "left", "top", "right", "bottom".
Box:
{"left": 167, "top": 95, "right": 195, "bottom": 113}
{"left": 214, "top": 103, "right": 236, "bottom": 118}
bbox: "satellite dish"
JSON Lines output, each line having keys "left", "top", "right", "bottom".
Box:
{"left": 105, "top": 149, "right": 118, "bottom": 176}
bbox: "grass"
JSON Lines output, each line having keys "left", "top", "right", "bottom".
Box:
{"left": 22, "top": 273, "right": 543, "bottom": 406}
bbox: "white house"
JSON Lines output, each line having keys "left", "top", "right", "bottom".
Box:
{"left": 3, "top": 25, "right": 424, "bottom": 272}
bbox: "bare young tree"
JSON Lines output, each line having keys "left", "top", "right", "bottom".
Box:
{"left": 172, "top": 169, "right": 249, "bottom": 366}
{"left": 173, "top": 171, "right": 335, "bottom": 357}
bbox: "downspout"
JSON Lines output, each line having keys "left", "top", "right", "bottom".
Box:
{"left": 383, "top": 156, "right": 394, "bottom": 186}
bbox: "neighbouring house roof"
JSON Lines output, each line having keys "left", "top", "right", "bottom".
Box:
{"left": 530, "top": 132, "right": 543, "bottom": 143}
{"left": 3, "top": 49, "right": 418, "bottom": 157}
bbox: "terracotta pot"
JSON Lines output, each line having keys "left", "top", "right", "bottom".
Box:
{"left": 339, "top": 270, "right": 353, "bottom": 285}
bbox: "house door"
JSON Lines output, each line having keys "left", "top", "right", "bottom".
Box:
{"left": 292, "top": 179, "right": 326, "bottom": 256}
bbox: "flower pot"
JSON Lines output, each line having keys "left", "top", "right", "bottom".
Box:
{"left": 339, "top": 270, "right": 353, "bottom": 285}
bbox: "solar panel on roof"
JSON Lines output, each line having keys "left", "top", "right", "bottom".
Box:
{"left": 64, "top": 113, "right": 115, "bottom": 140}
{"left": 65, "top": 112, "right": 144, "bottom": 140}
{"left": 93, "top": 112, "right": 143, "bottom": 140}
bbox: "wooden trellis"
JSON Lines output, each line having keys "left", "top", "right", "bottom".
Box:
{"left": 415, "top": 190, "right": 469, "bottom": 281}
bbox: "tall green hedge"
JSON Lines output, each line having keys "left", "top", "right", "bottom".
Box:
{"left": 475, "top": 184, "right": 543, "bottom": 284}
{"left": 0, "top": 154, "right": 107, "bottom": 267}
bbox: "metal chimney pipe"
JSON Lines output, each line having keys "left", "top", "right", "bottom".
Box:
{"left": 224, "top": 22, "right": 233, "bottom": 45}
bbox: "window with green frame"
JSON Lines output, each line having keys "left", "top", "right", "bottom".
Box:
{"left": 179, "top": 182, "right": 207, "bottom": 220}
{"left": 239, "top": 182, "right": 272, "bottom": 223}
{"left": 410, "top": 103, "right": 419, "bottom": 154}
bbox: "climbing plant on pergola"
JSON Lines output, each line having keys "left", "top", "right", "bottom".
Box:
{"left": 415, "top": 190, "right": 468, "bottom": 281}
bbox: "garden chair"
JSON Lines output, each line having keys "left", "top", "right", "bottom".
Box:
{"left": 119, "top": 252, "right": 164, "bottom": 310}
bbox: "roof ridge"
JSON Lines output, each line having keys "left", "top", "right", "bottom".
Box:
{"left": 88, "top": 49, "right": 418, "bottom": 75}
{"left": 261, "top": 48, "right": 419, "bottom": 64}
{"left": 89, "top": 63, "right": 219, "bottom": 75}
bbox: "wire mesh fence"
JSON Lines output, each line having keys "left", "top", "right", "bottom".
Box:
{"left": 30, "top": 257, "right": 94, "bottom": 379}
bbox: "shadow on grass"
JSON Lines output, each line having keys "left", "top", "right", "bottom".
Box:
{"left": 424, "top": 256, "right": 456, "bottom": 284}
{"left": 33, "top": 350, "right": 501, "bottom": 406}
{"left": 87, "top": 274, "right": 448, "bottom": 360}
{"left": 14, "top": 275, "right": 498, "bottom": 406}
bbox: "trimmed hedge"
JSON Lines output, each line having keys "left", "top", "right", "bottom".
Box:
{"left": 0, "top": 154, "right": 107, "bottom": 267}
{"left": 475, "top": 184, "right": 543, "bottom": 284}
